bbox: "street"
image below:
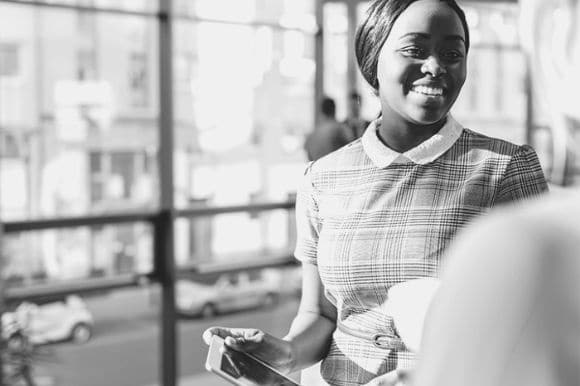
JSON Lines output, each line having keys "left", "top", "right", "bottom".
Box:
{"left": 32, "top": 287, "right": 300, "bottom": 386}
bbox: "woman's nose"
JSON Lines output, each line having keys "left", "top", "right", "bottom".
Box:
{"left": 421, "top": 56, "right": 447, "bottom": 77}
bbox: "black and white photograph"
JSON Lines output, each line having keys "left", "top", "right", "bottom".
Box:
{"left": 0, "top": 0, "right": 578, "bottom": 385}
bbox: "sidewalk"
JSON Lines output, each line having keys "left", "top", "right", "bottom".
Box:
{"left": 142, "top": 372, "right": 229, "bottom": 386}
{"left": 179, "top": 372, "right": 230, "bottom": 386}
{"left": 151, "top": 370, "right": 304, "bottom": 385}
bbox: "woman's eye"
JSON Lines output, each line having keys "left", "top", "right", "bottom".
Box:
{"left": 401, "top": 48, "right": 424, "bottom": 57}
{"left": 442, "top": 51, "right": 464, "bottom": 60}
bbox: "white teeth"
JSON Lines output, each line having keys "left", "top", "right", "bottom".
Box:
{"left": 411, "top": 85, "right": 443, "bottom": 96}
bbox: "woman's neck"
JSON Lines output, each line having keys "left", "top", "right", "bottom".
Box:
{"left": 377, "top": 115, "right": 446, "bottom": 153}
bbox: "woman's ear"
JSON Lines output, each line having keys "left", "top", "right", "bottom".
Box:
{"left": 373, "top": 81, "right": 380, "bottom": 97}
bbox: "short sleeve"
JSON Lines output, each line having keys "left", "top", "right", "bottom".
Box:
{"left": 293, "top": 163, "right": 321, "bottom": 265}
{"left": 495, "top": 145, "right": 549, "bottom": 204}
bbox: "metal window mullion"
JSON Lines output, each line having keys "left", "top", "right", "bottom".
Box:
{"left": 346, "top": 0, "right": 358, "bottom": 99}
{"left": 0, "top": 228, "right": 5, "bottom": 386}
{"left": 314, "top": 0, "right": 323, "bottom": 126}
{"left": 524, "top": 53, "right": 534, "bottom": 147}
{"left": 0, "top": 0, "right": 159, "bottom": 18}
{"left": 2, "top": 212, "right": 158, "bottom": 232}
{"left": 174, "top": 13, "right": 317, "bottom": 34}
{"left": 156, "top": 0, "right": 177, "bottom": 385}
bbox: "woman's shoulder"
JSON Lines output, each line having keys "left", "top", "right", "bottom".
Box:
{"left": 308, "top": 138, "right": 367, "bottom": 174}
{"left": 459, "top": 128, "right": 522, "bottom": 154}
{"left": 303, "top": 138, "right": 375, "bottom": 192}
{"left": 446, "top": 128, "right": 532, "bottom": 163}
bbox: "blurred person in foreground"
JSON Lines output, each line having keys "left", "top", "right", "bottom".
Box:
{"left": 203, "top": 0, "right": 548, "bottom": 385}
{"left": 343, "top": 91, "right": 371, "bottom": 139}
{"left": 412, "top": 189, "right": 580, "bottom": 386}
{"left": 413, "top": 0, "right": 580, "bottom": 384}
{"left": 304, "top": 96, "right": 354, "bottom": 161}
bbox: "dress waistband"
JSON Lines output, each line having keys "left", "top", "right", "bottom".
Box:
{"left": 337, "top": 321, "right": 406, "bottom": 351}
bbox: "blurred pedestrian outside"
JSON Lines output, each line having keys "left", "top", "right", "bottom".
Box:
{"left": 304, "top": 97, "right": 354, "bottom": 161}
{"left": 343, "top": 91, "right": 370, "bottom": 139}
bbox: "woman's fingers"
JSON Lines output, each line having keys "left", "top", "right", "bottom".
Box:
{"left": 202, "top": 327, "right": 263, "bottom": 347}
{"left": 203, "top": 327, "right": 294, "bottom": 373}
{"left": 396, "top": 368, "right": 413, "bottom": 382}
{"left": 364, "top": 369, "right": 413, "bottom": 386}
{"left": 364, "top": 371, "right": 399, "bottom": 386}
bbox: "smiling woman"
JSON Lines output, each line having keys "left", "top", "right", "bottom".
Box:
{"left": 379, "top": 4, "right": 465, "bottom": 125}
{"left": 357, "top": 0, "right": 470, "bottom": 150}
{"left": 202, "top": 1, "right": 549, "bottom": 385}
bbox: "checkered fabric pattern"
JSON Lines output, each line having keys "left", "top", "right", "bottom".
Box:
{"left": 294, "top": 117, "right": 548, "bottom": 386}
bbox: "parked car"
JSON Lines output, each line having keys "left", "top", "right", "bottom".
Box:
{"left": 1, "top": 295, "right": 94, "bottom": 345}
{"left": 262, "top": 266, "right": 302, "bottom": 297}
{"left": 176, "top": 271, "right": 279, "bottom": 318}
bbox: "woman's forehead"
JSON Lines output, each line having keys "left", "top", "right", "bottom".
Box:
{"left": 387, "top": 0, "right": 465, "bottom": 42}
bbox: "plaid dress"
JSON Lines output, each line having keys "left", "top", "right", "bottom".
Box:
{"left": 294, "top": 116, "right": 548, "bottom": 386}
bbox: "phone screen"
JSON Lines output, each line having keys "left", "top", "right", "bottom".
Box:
{"left": 219, "top": 346, "right": 300, "bottom": 386}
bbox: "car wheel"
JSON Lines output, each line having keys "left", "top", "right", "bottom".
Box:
{"left": 71, "top": 323, "right": 92, "bottom": 344}
{"left": 200, "top": 303, "right": 217, "bottom": 318}
{"left": 7, "top": 333, "right": 25, "bottom": 350}
{"left": 263, "top": 293, "right": 278, "bottom": 307}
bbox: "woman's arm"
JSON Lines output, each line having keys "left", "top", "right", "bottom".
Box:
{"left": 283, "top": 262, "right": 337, "bottom": 372}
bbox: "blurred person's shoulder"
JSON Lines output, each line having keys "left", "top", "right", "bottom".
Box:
{"left": 509, "top": 187, "right": 580, "bottom": 229}
{"left": 308, "top": 137, "right": 365, "bottom": 174}
{"left": 459, "top": 187, "right": 580, "bottom": 245}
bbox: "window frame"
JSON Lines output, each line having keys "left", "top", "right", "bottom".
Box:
{"left": 0, "top": 1, "right": 309, "bottom": 385}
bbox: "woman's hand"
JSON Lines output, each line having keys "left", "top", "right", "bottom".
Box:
{"left": 202, "top": 327, "right": 295, "bottom": 374}
{"left": 364, "top": 368, "right": 413, "bottom": 386}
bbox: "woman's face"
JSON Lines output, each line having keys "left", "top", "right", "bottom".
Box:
{"left": 376, "top": 0, "right": 467, "bottom": 125}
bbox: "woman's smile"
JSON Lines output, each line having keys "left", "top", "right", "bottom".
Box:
{"left": 408, "top": 82, "right": 448, "bottom": 106}
{"left": 409, "top": 85, "right": 444, "bottom": 97}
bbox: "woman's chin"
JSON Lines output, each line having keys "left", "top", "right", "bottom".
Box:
{"left": 404, "top": 103, "right": 451, "bottom": 125}
{"left": 408, "top": 113, "right": 447, "bottom": 126}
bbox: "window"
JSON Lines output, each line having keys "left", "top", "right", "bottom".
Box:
{"left": 0, "top": 131, "right": 24, "bottom": 158}
{"left": 0, "top": 6, "right": 159, "bottom": 220}
{"left": 0, "top": 1, "right": 308, "bottom": 385}
{"left": 453, "top": 3, "right": 526, "bottom": 145}
{"left": 89, "top": 151, "right": 154, "bottom": 207}
{"left": 77, "top": 11, "right": 97, "bottom": 80}
{"left": 0, "top": 42, "right": 19, "bottom": 77}
{"left": 128, "top": 51, "right": 149, "bottom": 108}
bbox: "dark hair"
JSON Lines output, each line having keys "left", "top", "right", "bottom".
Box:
{"left": 355, "top": 0, "right": 470, "bottom": 91}
{"left": 321, "top": 96, "right": 336, "bottom": 118}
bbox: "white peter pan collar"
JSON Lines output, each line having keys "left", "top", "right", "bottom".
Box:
{"left": 361, "top": 115, "right": 463, "bottom": 168}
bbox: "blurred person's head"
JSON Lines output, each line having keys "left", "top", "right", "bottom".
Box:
{"left": 320, "top": 97, "right": 337, "bottom": 120}
{"left": 355, "top": 0, "right": 470, "bottom": 126}
{"left": 414, "top": 193, "right": 580, "bottom": 386}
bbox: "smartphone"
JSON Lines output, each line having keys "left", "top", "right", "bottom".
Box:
{"left": 205, "top": 335, "right": 301, "bottom": 386}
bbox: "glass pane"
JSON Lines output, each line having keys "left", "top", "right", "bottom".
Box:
{"left": 7, "top": 0, "right": 158, "bottom": 13}
{"left": 0, "top": 4, "right": 159, "bottom": 221}
{"left": 3, "top": 284, "right": 161, "bottom": 386}
{"left": 2, "top": 223, "right": 153, "bottom": 286}
{"left": 174, "top": 0, "right": 316, "bottom": 31}
{"left": 323, "top": 2, "right": 349, "bottom": 121}
{"left": 356, "top": 2, "right": 381, "bottom": 122}
{"left": 174, "top": 20, "right": 313, "bottom": 207}
{"left": 175, "top": 268, "right": 301, "bottom": 383}
{"left": 174, "top": 208, "right": 295, "bottom": 267}
{"left": 453, "top": 3, "right": 526, "bottom": 144}
{"left": 570, "top": 127, "right": 580, "bottom": 185}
